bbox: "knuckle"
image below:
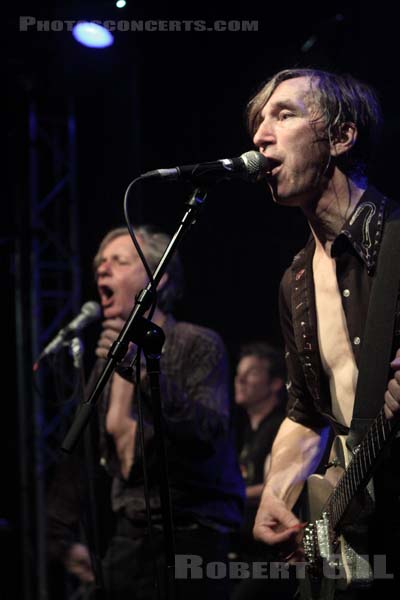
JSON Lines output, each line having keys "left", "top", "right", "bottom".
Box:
{"left": 385, "top": 389, "right": 394, "bottom": 406}
{"left": 384, "top": 405, "right": 392, "bottom": 419}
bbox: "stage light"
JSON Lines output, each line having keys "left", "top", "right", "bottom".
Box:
{"left": 72, "top": 21, "right": 114, "bottom": 48}
{"left": 116, "top": 0, "right": 127, "bottom": 7}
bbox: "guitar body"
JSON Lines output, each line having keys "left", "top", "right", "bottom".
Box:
{"left": 301, "top": 436, "right": 374, "bottom": 598}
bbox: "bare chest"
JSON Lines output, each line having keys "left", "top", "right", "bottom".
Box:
{"left": 312, "top": 248, "right": 358, "bottom": 427}
{"left": 106, "top": 373, "right": 137, "bottom": 478}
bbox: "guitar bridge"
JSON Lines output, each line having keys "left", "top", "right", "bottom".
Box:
{"left": 315, "top": 511, "right": 334, "bottom": 563}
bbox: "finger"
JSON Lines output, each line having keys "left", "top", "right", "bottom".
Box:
{"left": 95, "top": 343, "right": 112, "bottom": 357}
{"left": 99, "top": 328, "right": 119, "bottom": 341}
{"left": 277, "top": 526, "right": 307, "bottom": 562}
{"left": 97, "top": 328, "right": 120, "bottom": 350}
{"left": 270, "top": 504, "right": 301, "bottom": 530}
{"left": 384, "top": 390, "right": 398, "bottom": 419}
{"left": 254, "top": 522, "right": 303, "bottom": 545}
{"left": 390, "top": 349, "right": 400, "bottom": 369}
{"left": 385, "top": 389, "right": 399, "bottom": 410}
{"left": 388, "top": 379, "right": 400, "bottom": 403}
{"left": 384, "top": 405, "right": 394, "bottom": 419}
{"left": 95, "top": 339, "right": 113, "bottom": 358}
{"left": 102, "top": 318, "right": 125, "bottom": 332}
{"left": 97, "top": 333, "right": 115, "bottom": 348}
{"left": 95, "top": 347, "right": 108, "bottom": 359}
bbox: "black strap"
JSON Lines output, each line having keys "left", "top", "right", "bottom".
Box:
{"left": 348, "top": 208, "right": 400, "bottom": 448}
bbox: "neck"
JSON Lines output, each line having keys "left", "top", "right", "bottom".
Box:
{"left": 247, "top": 397, "right": 279, "bottom": 431}
{"left": 304, "top": 171, "right": 366, "bottom": 249}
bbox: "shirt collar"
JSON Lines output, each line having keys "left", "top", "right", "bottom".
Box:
{"left": 331, "top": 186, "right": 387, "bottom": 273}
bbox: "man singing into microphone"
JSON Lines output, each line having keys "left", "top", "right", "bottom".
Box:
{"left": 47, "top": 225, "right": 244, "bottom": 599}
{"left": 248, "top": 68, "right": 400, "bottom": 597}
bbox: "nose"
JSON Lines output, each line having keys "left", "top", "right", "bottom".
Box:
{"left": 253, "top": 118, "right": 275, "bottom": 152}
{"left": 96, "top": 259, "right": 111, "bottom": 278}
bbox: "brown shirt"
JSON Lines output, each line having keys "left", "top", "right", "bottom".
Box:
{"left": 279, "top": 186, "right": 400, "bottom": 434}
{"left": 95, "top": 316, "right": 245, "bottom": 529}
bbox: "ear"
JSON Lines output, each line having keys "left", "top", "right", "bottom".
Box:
{"left": 330, "top": 122, "right": 358, "bottom": 158}
{"left": 270, "top": 377, "right": 284, "bottom": 394}
{"left": 156, "top": 272, "right": 169, "bottom": 292}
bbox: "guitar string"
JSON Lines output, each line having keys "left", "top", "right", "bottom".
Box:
{"left": 309, "top": 409, "right": 395, "bottom": 564}
{"left": 329, "top": 408, "right": 393, "bottom": 529}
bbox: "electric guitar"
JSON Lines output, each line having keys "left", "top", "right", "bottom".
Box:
{"left": 302, "top": 407, "right": 398, "bottom": 595}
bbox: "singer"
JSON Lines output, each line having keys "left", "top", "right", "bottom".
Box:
{"left": 247, "top": 68, "right": 400, "bottom": 599}
{"left": 47, "top": 225, "right": 245, "bottom": 599}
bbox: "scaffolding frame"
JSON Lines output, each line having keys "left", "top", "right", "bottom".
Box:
{"left": 15, "top": 98, "right": 81, "bottom": 600}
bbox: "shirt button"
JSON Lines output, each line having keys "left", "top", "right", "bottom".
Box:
{"left": 343, "top": 289, "right": 350, "bottom": 298}
{"left": 353, "top": 336, "right": 361, "bottom": 345}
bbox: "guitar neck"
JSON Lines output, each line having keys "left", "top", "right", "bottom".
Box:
{"left": 327, "top": 408, "right": 398, "bottom": 530}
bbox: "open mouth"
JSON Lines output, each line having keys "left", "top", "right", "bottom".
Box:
{"left": 265, "top": 158, "right": 282, "bottom": 178}
{"left": 98, "top": 284, "right": 114, "bottom": 307}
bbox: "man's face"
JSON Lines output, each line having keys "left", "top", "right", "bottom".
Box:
{"left": 96, "top": 234, "right": 150, "bottom": 320}
{"left": 253, "top": 76, "right": 331, "bottom": 207}
{"left": 234, "top": 355, "right": 272, "bottom": 409}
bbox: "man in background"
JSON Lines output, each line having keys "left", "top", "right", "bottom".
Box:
{"left": 230, "top": 342, "right": 295, "bottom": 599}
{"left": 48, "top": 225, "right": 244, "bottom": 599}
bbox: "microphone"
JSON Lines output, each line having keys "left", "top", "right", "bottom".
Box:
{"left": 140, "top": 150, "right": 270, "bottom": 184}
{"left": 34, "top": 301, "right": 101, "bottom": 368}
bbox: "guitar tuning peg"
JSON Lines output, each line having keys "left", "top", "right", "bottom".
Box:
{"left": 324, "top": 457, "right": 340, "bottom": 469}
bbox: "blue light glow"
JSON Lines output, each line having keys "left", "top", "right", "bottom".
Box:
{"left": 72, "top": 22, "right": 114, "bottom": 48}
{"left": 116, "top": 0, "right": 127, "bottom": 7}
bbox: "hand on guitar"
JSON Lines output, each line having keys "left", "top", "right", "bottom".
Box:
{"left": 253, "top": 488, "right": 306, "bottom": 562}
{"left": 384, "top": 348, "right": 400, "bottom": 419}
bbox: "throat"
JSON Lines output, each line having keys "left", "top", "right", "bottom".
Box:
{"left": 306, "top": 177, "right": 367, "bottom": 246}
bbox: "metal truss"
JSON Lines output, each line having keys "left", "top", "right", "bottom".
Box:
{"left": 16, "top": 97, "right": 82, "bottom": 600}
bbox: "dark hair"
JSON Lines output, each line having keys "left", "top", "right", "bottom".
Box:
{"left": 93, "top": 225, "right": 184, "bottom": 313}
{"left": 238, "top": 341, "right": 286, "bottom": 381}
{"left": 247, "top": 68, "right": 383, "bottom": 178}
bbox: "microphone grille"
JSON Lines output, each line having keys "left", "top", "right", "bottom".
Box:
{"left": 240, "top": 150, "right": 270, "bottom": 181}
{"left": 81, "top": 301, "right": 102, "bottom": 320}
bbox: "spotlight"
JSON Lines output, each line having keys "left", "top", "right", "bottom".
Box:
{"left": 72, "top": 21, "right": 114, "bottom": 48}
{"left": 116, "top": 0, "right": 127, "bottom": 7}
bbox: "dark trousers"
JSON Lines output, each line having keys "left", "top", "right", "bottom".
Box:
{"left": 229, "top": 548, "right": 298, "bottom": 600}
{"left": 101, "top": 517, "right": 230, "bottom": 600}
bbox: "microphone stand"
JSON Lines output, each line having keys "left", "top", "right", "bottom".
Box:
{"left": 69, "top": 337, "right": 105, "bottom": 599}
{"left": 62, "top": 187, "right": 207, "bottom": 600}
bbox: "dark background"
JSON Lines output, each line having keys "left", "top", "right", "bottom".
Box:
{"left": 5, "top": 0, "right": 400, "bottom": 597}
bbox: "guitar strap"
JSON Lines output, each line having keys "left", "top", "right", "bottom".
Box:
{"left": 348, "top": 206, "right": 400, "bottom": 450}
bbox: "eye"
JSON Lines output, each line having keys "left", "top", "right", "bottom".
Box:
{"left": 112, "top": 255, "right": 132, "bottom": 265}
{"left": 279, "top": 110, "right": 294, "bottom": 121}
